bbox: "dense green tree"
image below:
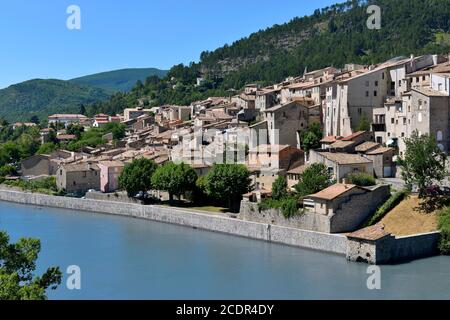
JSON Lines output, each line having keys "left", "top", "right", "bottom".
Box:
{"left": 66, "top": 124, "right": 85, "bottom": 139}
{"left": 299, "top": 122, "right": 323, "bottom": 153}
{"left": 355, "top": 113, "right": 371, "bottom": 132}
{"left": 272, "top": 176, "right": 288, "bottom": 200}
{"left": 29, "top": 116, "right": 40, "bottom": 125}
{"left": 204, "top": 164, "right": 251, "bottom": 212}
{"left": 37, "top": 142, "right": 58, "bottom": 155}
{"left": 79, "top": 104, "right": 87, "bottom": 116}
{"left": 151, "top": 162, "right": 198, "bottom": 204}
{"left": 294, "top": 163, "right": 332, "bottom": 197}
{"left": 398, "top": 131, "right": 447, "bottom": 197}
{"left": 119, "top": 158, "right": 158, "bottom": 197}
{"left": 0, "top": 231, "right": 62, "bottom": 300}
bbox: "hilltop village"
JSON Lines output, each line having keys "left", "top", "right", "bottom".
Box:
{"left": 3, "top": 53, "right": 450, "bottom": 262}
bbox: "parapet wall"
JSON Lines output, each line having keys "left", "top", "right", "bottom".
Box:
{"left": 0, "top": 188, "right": 347, "bottom": 255}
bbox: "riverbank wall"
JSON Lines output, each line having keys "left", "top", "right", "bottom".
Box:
{"left": 0, "top": 188, "right": 347, "bottom": 255}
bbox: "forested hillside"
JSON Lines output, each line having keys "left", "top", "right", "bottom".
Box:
{"left": 70, "top": 68, "right": 168, "bottom": 93}
{"left": 88, "top": 0, "right": 450, "bottom": 116}
{"left": 0, "top": 80, "right": 110, "bottom": 123}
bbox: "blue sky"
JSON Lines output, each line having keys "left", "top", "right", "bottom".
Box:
{"left": 0, "top": 0, "right": 339, "bottom": 89}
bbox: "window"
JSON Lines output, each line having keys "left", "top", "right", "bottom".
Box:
{"left": 403, "top": 118, "right": 406, "bottom": 125}
{"left": 374, "top": 91, "right": 377, "bottom": 97}
{"left": 418, "top": 113, "right": 423, "bottom": 123}
{"left": 391, "top": 118, "right": 395, "bottom": 124}
{"left": 73, "top": 181, "right": 76, "bottom": 186}
{"left": 358, "top": 108, "right": 362, "bottom": 115}
{"left": 437, "top": 130, "right": 443, "bottom": 142}
{"left": 83, "top": 172, "right": 87, "bottom": 178}
{"left": 375, "top": 81, "right": 378, "bottom": 87}
{"left": 382, "top": 73, "right": 385, "bottom": 80}
{"left": 365, "top": 91, "right": 369, "bottom": 97}
{"left": 401, "top": 132, "right": 405, "bottom": 137}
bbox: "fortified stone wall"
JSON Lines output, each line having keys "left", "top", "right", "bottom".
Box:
{"left": 346, "top": 231, "right": 441, "bottom": 264}
{"left": 239, "top": 201, "right": 331, "bottom": 233}
{"left": 0, "top": 187, "right": 347, "bottom": 255}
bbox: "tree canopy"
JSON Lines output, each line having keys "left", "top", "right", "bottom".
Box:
{"left": 0, "top": 231, "right": 62, "bottom": 300}
{"left": 398, "top": 130, "right": 448, "bottom": 197}
{"left": 294, "top": 163, "right": 332, "bottom": 197}
{"left": 119, "top": 158, "right": 158, "bottom": 197}
{"left": 204, "top": 164, "right": 251, "bottom": 211}
{"left": 151, "top": 162, "right": 198, "bottom": 203}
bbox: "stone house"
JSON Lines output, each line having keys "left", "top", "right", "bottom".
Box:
{"left": 48, "top": 114, "right": 89, "bottom": 127}
{"left": 364, "top": 147, "right": 396, "bottom": 178}
{"left": 411, "top": 87, "right": 449, "bottom": 152}
{"left": 248, "top": 144, "right": 304, "bottom": 192}
{"left": 263, "top": 99, "right": 317, "bottom": 147}
{"left": 302, "top": 184, "right": 390, "bottom": 233}
{"left": 286, "top": 164, "right": 308, "bottom": 191}
{"left": 21, "top": 155, "right": 59, "bottom": 177}
{"left": 309, "top": 151, "right": 373, "bottom": 182}
{"left": 56, "top": 163, "right": 100, "bottom": 194}
{"left": 98, "top": 161, "right": 124, "bottom": 193}
{"left": 123, "top": 107, "right": 154, "bottom": 121}
{"left": 324, "top": 55, "right": 437, "bottom": 137}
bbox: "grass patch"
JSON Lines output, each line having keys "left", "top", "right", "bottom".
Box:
{"left": 365, "top": 189, "right": 409, "bottom": 227}
{"left": 2, "top": 177, "right": 61, "bottom": 195}
{"left": 160, "top": 200, "right": 230, "bottom": 214}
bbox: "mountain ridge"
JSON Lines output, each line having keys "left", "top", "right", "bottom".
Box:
{"left": 0, "top": 67, "right": 168, "bottom": 122}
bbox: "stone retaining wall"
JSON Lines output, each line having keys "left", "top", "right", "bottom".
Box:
{"left": 0, "top": 188, "right": 347, "bottom": 255}
{"left": 346, "top": 231, "right": 441, "bottom": 264}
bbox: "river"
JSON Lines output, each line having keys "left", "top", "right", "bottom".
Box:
{"left": 0, "top": 201, "right": 449, "bottom": 300}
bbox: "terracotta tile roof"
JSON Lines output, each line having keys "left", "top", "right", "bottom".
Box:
{"left": 49, "top": 114, "right": 88, "bottom": 120}
{"left": 412, "top": 87, "right": 448, "bottom": 97}
{"left": 347, "top": 224, "right": 391, "bottom": 241}
{"left": 307, "top": 184, "right": 361, "bottom": 201}
{"left": 342, "top": 131, "right": 367, "bottom": 141}
{"left": 98, "top": 161, "right": 124, "bottom": 168}
{"left": 320, "top": 135, "right": 343, "bottom": 143}
{"left": 330, "top": 140, "right": 356, "bottom": 149}
{"left": 318, "top": 152, "right": 372, "bottom": 165}
{"left": 287, "top": 164, "right": 308, "bottom": 175}
{"left": 366, "top": 147, "right": 395, "bottom": 155}
{"left": 56, "top": 134, "right": 76, "bottom": 140}
{"left": 355, "top": 142, "right": 381, "bottom": 153}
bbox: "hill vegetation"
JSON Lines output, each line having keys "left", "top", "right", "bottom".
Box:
{"left": 87, "top": 0, "right": 450, "bottom": 116}
{"left": 0, "top": 79, "right": 110, "bottom": 123}
{"left": 70, "top": 68, "right": 168, "bottom": 93}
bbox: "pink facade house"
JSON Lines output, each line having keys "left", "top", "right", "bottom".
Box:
{"left": 98, "top": 161, "right": 125, "bottom": 193}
